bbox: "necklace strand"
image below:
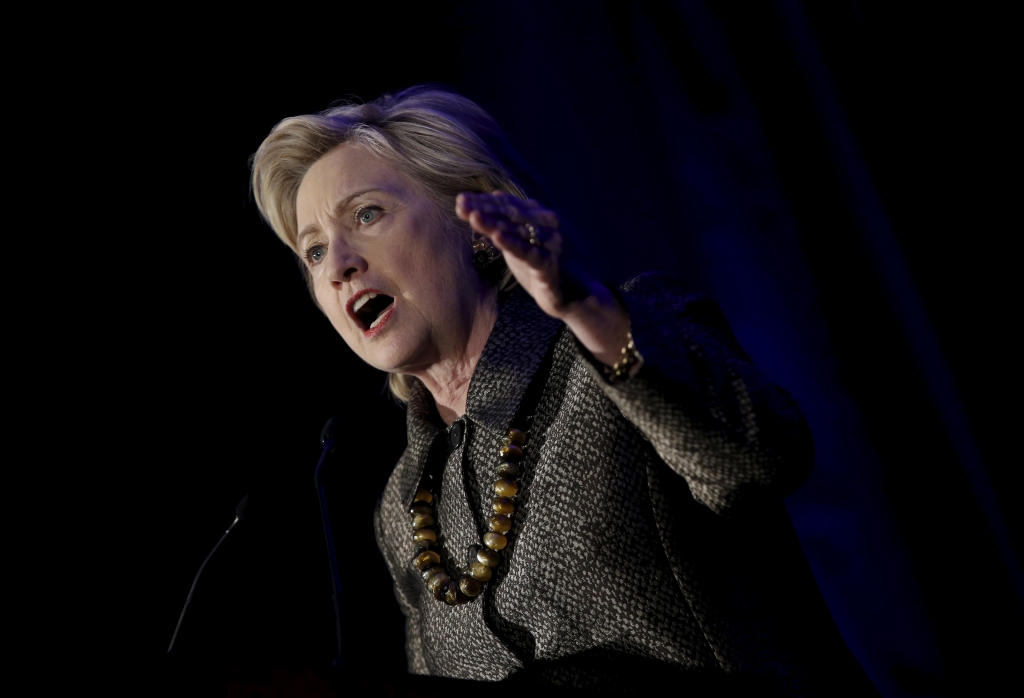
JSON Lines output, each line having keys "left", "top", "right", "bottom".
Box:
{"left": 409, "top": 426, "right": 527, "bottom": 605}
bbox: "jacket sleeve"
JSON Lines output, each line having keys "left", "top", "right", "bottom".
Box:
{"left": 577, "top": 272, "right": 813, "bottom": 516}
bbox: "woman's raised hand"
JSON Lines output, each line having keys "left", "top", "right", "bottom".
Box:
{"left": 455, "top": 190, "right": 583, "bottom": 320}
{"left": 455, "top": 191, "right": 632, "bottom": 368}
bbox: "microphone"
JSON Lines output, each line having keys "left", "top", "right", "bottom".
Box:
{"left": 316, "top": 417, "right": 346, "bottom": 667}
{"left": 167, "top": 494, "right": 250, "bottom": 653}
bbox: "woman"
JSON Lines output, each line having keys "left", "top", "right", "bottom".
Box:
{"left": 251, "top": 88, "right": 876, "bottom": 695}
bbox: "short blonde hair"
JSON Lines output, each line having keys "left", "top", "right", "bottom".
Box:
{"left": 251, "top": 86, "right": 526, "bottom": 402}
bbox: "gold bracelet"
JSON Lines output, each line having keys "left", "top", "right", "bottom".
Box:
{"left": 602, "top": 331, "right": 642, "bottom": 384}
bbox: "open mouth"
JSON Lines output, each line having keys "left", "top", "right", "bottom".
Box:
{"left": 351, "top": 291, "right": 395, "bottom": 332}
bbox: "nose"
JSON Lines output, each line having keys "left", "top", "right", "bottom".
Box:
{"left": 325, "top": 239, "right": 368, "bottom": 287}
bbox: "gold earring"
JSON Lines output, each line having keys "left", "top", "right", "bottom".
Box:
{"left": 472, "top": 238, "right": 502, "bottom": 270}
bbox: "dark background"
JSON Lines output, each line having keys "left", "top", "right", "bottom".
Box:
{"left": 67, "top": 2, "right": 1018, "bottom": 696}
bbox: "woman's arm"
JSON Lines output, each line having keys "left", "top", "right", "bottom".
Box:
{"left": 583, "top": 272, "right": 813, "bottom": 515}
{"left": 456, "top": 191, "right": 632, "bottom": 365}
{"left": 457, "top": 193, "right": 812, "bottom": 515}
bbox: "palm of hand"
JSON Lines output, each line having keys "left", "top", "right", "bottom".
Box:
{"left": 456, "top": 191, "right": 585, "bottom": 319}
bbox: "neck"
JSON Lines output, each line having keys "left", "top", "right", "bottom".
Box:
{"left": 410, "top": 290, "right": 499, "bottom": 426}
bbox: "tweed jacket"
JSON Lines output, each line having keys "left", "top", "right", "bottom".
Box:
{"left": 374, "top": 273, "right": 875, "bottom": 695}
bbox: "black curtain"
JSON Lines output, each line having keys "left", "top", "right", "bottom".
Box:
{"left": 70, "top": 2, "right": 1017, "bottom": 696}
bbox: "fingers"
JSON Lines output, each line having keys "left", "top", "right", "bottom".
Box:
{"left": 465, "top": 208, "right": 562, "bottom": 258}
{"left": 456, "top": 192, "right": 560, "bottom": 230}
{"left": 490, "top": 225, "right": 550, "bottom": 266}
{"left": 456, "top": 192, "right": 561, "bottom": 267}
{"left": 471, "top": 211, "right": 563, "bottom": 264}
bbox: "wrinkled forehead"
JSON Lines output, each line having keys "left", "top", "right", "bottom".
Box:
{"left": 295, "top": 143, "right": 415, "bottom": 229}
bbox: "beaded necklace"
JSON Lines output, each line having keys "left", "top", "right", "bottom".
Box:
{"left": 407, "top": 334, "right": 557, "bottom": 606}
{"left": 408, "top": 426, "right": 527, "bottom": 605}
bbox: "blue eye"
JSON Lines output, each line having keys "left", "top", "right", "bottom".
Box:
{"left": 307, "top": 245, "right": 326, "bottom": 264}
{"left": 357, "top": 207, "right": 380, "bottom": 225}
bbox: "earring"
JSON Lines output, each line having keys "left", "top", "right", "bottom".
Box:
{"left": 472, "top": 238, "right": 502, "bottom": 270}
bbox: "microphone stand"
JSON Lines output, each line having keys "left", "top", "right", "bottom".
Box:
{"left": 168, "top": 495, "right": 249, "bottom": 653}
{"left": 315, "top": 424, "right": 345, "bottom": 667}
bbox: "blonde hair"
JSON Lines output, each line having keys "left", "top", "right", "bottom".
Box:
{"left": 251, "top": 86, "right": 526, "bottom": 402}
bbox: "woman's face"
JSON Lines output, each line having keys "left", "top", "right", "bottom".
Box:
{"left": 295, "top": 144, "right": 486, "bottom": 374}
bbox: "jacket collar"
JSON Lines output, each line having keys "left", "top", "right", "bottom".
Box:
{"left": 406, "top": 287, "right": 564, "bottom": 441}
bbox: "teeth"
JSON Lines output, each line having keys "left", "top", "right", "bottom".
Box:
{"left": 370, "top": 308, "right": 389, "bottom": 329}
{"left": 353, "top": 292, "right": 376, "bottom": 313}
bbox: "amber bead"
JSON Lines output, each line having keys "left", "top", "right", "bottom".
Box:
{"left": 415, "top": 538, "right": 435, "bottom": 551}
{"left": 444, "top": 583, "right": 469, "bottom": 605}
{"left": 423, "top": 567, "right": 446, "bottom": 586}
{"left": 413, "top": 488, "right": 434, "bottom": 504}
{"left": 409, "top": 503, "right": 433, "bottom": 517}
{"left": 433, "top": 579, "right": 453, "bottom": 602}
{"left": 497, "top": 462, "right": 521, "bottom": 478}
{"left": 426, "top": 570, "right": 450, "bottom": 592}
{"left": 488, "top": 514, "right": 512, "bottom": 533}
{"left": 458, "top": 574, "right": 483, "bottom": 597}
{"left": 505, "top": 428, "right": 526, "bottom": 447}
{"left": 412, "top": 513, "right": 435, "bottom": 529}
{"left": 477, "top": 548, "right": 500, "bottom": 567}
{"left": 492, "top": 497, "right": 515, "bottom": 515}
{"left": 414, "top": 527, "right": 437, "bottom": 543}
{"left": 494, "top": 478, "right": 519, "bottom": 497}
{"left": 484, "top": 532, "right": 508, "bottom": 550}
{"left": 470, "top": 562, "right": 493, "bottom": 581}
{"left": 414, "top": 550, "right": 441, "bottom": 571}
{"left": 500, "top": 444, "right": 524, "bottom": 461}
{"left": 421, "top": 564, "right": 443, "bottom": 581}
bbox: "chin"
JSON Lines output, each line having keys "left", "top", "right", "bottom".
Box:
{"left": 360, "top": 334, "right": 429, "bottom": 375}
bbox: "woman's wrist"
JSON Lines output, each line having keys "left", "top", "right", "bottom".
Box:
{"left": 561, "top": 281, "right": 634, "bottom": 369}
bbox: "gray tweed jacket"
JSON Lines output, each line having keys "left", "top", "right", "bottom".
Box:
{"left": 374, "top": 273, "right": 875, "bottom": 695}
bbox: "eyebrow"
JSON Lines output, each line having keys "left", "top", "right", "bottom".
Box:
{"left": 295, "top": 188, "right": 383, "bottom": 246}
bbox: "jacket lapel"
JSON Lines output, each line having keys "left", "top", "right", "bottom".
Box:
{"left": 464, "top": 288, "right": 564, "bottom": 439}
{"left": 393, "top": 288, "right": 563, "bottom": 513}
